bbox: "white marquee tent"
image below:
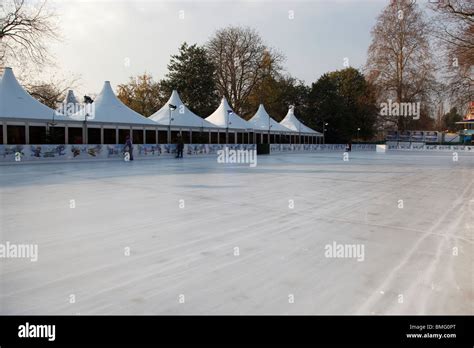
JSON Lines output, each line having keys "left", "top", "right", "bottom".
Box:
{"left": 71, "top": 81, "right": 157, "bottom": 125}
{"left": 248, "top": 104, "right": 293, "bottom": 133}
{"left": 149, "top": 90, "right": 217, "bottom": 129}
{"left": 205, "top": 97, "right": 250, "bottom": 130}
{"left": 63, "top": 90, "right": 78, "bottom": 105}
{"left": 0, "top": 67, "right": 321, "bottom": 146}
{"left": 0, "top": 67, "right": 68, "bottom": 121}
{"left": 61, "top": 90, "right": 80, "bottom": 116}
{"left": 280, "top": 106, "right": 321, "bottom": 135}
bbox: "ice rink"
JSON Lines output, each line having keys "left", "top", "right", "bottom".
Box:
{"left": 0, "top": 151, "right": 473, "bottom": 315}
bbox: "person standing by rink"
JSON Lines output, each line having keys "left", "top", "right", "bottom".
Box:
{"left": 176, "top": 134, "right": 184, "bottom": 158}
{"left": 346, "top": 141, "right": 352, "bottom": 152}
{"left": 124, "top": 135, "right": 134, "bottom": 161}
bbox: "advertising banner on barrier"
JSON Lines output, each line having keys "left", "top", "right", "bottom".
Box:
{"left": 0, "top": 144, "right": 258, "bottom": 163}
{"left": 270, "top": 144, "right": 376, "bottom": 152}
{"left": 2, "top": 143, "right": 473, "bottom": 163}
{"left": 387, "top": 143, "right": 474, "bottom": 152}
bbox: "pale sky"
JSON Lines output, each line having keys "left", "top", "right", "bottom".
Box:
{"left": 42, "top": 0, "right": 393, "bottom": 97}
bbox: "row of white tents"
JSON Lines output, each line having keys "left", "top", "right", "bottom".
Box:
{"left": 0, "top": 67, "right": 322, "bottom": 145}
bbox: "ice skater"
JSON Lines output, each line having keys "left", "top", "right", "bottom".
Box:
{"left": 346, "top": 141, "right": 352, "bottom": 152}
{"left": 124, "top": 135, "right": 134, "bottom": 161}
{"left": 176, "top": 134, "right": 184, "bottom": 158}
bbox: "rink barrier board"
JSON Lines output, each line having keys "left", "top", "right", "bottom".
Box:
{"left": 1, "top": 143, "right": 473, "bottom": 163}
{"left": 387, "top": 144, "right": 474, "bottom": 151}
{"left": 0, "top": 144, "right": 371, "bottom": 162}
{"left": 270, "top": 144, "right": 375, "bottom": 152}
{"left": 0, "top": 144, "right": 363, "bottom": 162}
{"left": 0, "top": 144, "right": 255, "bottom": 162}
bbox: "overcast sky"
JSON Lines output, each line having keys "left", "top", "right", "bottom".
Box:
{"left": 44, "top": 0, "right": 391, "bottom": 96}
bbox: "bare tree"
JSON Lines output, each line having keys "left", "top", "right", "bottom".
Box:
{"left": 26, "top": 75, "right": 79, "bottom": 109}
{"left": 0, "top": 0, "right": 58, "bottom": 72}
{"left": 206, "top": 26, "right": 283, "bottom": 114}
{"left": 429, "top": 0, "right": 473, "bottom": 49}
{"left": 429, "top": 0, "right": 473, "bottom": 111}
{"left": 365, "top": 0, "right": 437, "bottom": 130}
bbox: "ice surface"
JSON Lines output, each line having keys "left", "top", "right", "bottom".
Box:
{"left": 0, "top": 151, "right": 472, "bottom": 314}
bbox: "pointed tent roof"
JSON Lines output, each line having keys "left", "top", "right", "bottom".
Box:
{"left": 205, "top": 97, "right": 251, "bottom": 130}
{"left": 61, "top": 90, "right": 80, "bottom": 116}
{"left": 63, "top": 90, "right": 78, "bottom": 105}
{"left": 0, "top": 67, "right": 68, "bottom": 121}
{"left": 248, "top": 104, "right": 293, "bottom": 132}
{"left": 149, "top": 90, "right": 216, "bottom": 128}
{"left": 71, "top": 81, "right": 156, "bottom": 125}
{"left": 280, "top": 106, "right": 321, "bottom": 134}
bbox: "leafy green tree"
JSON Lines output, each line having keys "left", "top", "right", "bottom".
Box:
{"left": 245, "top": 74, "right": 309, "bottom": 121}
{"left": 308, "top": 68, "right": 378, "bottom": 143}
{"left": 117, "top": 73, "right": 163, "bottom": 117}
{"left": 160, "top": 42, "right": 218, "bottom": 117}
{"left": 442, "top": 107, "right": 463, "bottom": 131}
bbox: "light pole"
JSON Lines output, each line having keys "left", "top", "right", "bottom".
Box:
{"left": 226, "top": 110, "right": 232, "bottom": 144}
{"left": 200, "top": 118, "right": 204, "bottom": 144}
{"left": 268, "top": 116, "right": 272, "bottom": 144}
{"left": 357, "top": 127, "right": 361, "bottom": 143}
{"left": 47, "top": 110, "right": 58, "bottom": 144}
{"left": 323, "top": 122, "right": 328, "bottom": 144}
{"left": 84, "top": 114, "right": 88, "bottom": 144}
{"left": 83, "top": 106, "right": 89, "bottom": 145}
{"left": 298, "top": 121, "right": 302, "bottom": 145}
{"left": 168, "top": 104, "right": 176, "bottom": 144}
{"left": 82, "top": 96, "right": 93, "bottom": 144}
{"left": 46, "top": 110, "right": 56, "bottom": 143}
